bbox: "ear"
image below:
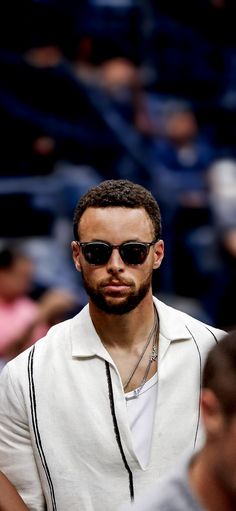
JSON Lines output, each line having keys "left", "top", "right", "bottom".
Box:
{"left": 153, "top": 239, "right": 164, "bottom": 270}
{"left": 201, "top": 389, "right": 225, "bottom": 438}
{"left": 71, "top": 241, "right": 82, "bottom": 272}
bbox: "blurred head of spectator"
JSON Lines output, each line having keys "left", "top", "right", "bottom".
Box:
{"left": 0, "top": 245, "right": 34, "bottom": 302}
{"left": 100, "top": 58, "right": 139, "bottom": 94}
{"left": 24, "top": 45, "right": 64, "bottom": 68}
{"left": 164, "top": 106, "right": 198, "bottom": 147}
{"left": 150, "top": 101, "right": 215, "bottom": 209}
{"left": 31, "top": 135, "right": 56, "bottom": 160}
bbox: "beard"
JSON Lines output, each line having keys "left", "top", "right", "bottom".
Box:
{"left": 80, "top": 269, "right": 152, "bottom": 315}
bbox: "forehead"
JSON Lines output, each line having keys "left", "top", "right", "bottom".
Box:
{"left": 79, "top": 207, "right": 154, "bottom": 242}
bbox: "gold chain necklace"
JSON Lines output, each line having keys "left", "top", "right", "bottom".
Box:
{"left": 123, "top": 309, "right": 159, "bottom": 393}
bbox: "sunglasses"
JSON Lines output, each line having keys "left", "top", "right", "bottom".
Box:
{"left": 76, "top": 240, "right": 157, "bottom": 266}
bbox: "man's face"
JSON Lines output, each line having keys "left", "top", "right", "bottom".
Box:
{"left": 72, "top": 207, "right": 164, "bottom": 315}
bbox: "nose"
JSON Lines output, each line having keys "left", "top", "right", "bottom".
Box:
{"left": 106, "top": 247, "right": 125, "bottom": 273}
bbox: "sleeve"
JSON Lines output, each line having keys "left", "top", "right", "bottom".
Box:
{"left": 0, "top": 364, "right": 46, "bottom": 511}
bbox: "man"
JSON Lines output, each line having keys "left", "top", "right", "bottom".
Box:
{"left": 0, "top": 180, "right": 224, "bottom": 510}
{"left": 120, "top": 330, "right": 236, "bottom": 511}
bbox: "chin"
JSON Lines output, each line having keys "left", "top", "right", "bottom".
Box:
{"left": 83, "top": 272, "right": 151, "bottom": 315}
{"left": 93, "top": 291, "right": 149, "bottom": 315}
{"left": 97, "top": 299, "right": 137, "bottom": 315}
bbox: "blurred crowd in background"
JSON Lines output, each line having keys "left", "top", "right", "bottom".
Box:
{"left": 1, "top": 0, "right": 236, "bottom": 366}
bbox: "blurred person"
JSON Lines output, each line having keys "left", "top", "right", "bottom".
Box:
{"left": 0, "top": 180, "right": 224, "bottom": 510}
{"left": 73, "top": 53, "right": 157, "bottom": 182}
{"left": 203, "top": 158, "right": 236, "bottom": 329}
{"left": 149, "top": 101, "right": 216, "bottom": 297}
{"left": 0, "top": 244, "right": 76, "bottom": 365}
{"left": 120, "top": 329, "right": 236, "bottom": 511}
{"left": 150, "top": 102, "right": 215, "bottom": 208}
{"left": 24, "top": 45, "right": 64, "bottom": 69}
{"left": 0, "top": 471, "right": 29, "bottom": 511}
{"left": 98, "top": 57, "right": 157, "bottom": 139}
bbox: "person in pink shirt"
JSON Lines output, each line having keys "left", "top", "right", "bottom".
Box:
{"left": 0, "top": 245, "right": 76, "bottom": 364}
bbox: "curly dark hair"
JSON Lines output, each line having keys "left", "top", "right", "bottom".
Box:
{"left": 73, "top": 179, "right": 162, "bottom": 240}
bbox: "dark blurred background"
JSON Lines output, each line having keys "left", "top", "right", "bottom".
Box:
{"left": 1, "top": 0, "right": 236, "bottom": 331}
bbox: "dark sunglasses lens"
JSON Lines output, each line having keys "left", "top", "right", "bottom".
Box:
{"left": 121, "top": 244, "right": 149, "bottom": 264}
{"left": 83, "top": 243, "right": 111, "bottom": 265}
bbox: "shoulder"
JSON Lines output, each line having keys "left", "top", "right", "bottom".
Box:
{"left": 121, "top": 454, "right": 202, "bottom": 511}
{"left": 1, "top": 304, "right": 90, "bottom": 376}
{"left": 130, "top": 474, "right": 201, "bottom": 511}
{"left": 153, "top": 296, "right": 225, "bottom": 344}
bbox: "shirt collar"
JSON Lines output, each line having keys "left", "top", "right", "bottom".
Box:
{"left": 154, "top": 297, "right": 192, "bottom": 341}
{"left": 70, "top": 304, "right": 112, "bottom": 360}
{"left": 70, "top": 298, "right": 192, "bottom": 359}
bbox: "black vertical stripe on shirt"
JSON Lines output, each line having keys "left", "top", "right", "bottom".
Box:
{"left": 28, "top": 346, "right": 57, "bottom": 511}
{"left": 185, "top": 325, "right": 203, "bottom": 449}
{"left": 105, "top": 360, "right": 134, "bottom": 501}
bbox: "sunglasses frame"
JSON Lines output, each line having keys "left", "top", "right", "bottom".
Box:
{"left": 75, "top": 239, "right": 157, "bottom": 266}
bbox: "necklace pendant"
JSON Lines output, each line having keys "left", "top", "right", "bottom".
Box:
{"left": 151, "top": 345, "right": 158, "bottom": 361}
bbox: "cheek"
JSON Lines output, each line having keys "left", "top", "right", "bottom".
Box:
{"left": 126, "top": 266, "right": 153, "bottom": 290}
{"left": 81, "top": 265, "right": 104, "bottom": 284}
{"left": 140, "top": 262, "right": 154, "bottom": 280}
{"left": 220, "top": 454, "right": 236, "bottom": 493}
{"left": 125, "top": 263, "right": 153, "bottom": 281}
{"left": 218, "top": 432, "right": 236, "bottom": 487}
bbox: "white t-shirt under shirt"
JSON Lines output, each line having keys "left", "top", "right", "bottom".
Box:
{"left": 125, "top": 372, "right": 158, "bottom": 468}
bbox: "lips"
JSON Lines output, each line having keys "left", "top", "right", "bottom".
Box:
{"left": 101, "top": 280, "right": 130, "bottom": 293}
{"left": 102, "top": 280, "right": 129, "bottom": 287}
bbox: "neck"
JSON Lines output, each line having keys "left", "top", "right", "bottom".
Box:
{"left": 189, "top": 448, "right": 236, "bottom": 511}
{"left": 89, "top": 294, "right": 156, "bottom": 350}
